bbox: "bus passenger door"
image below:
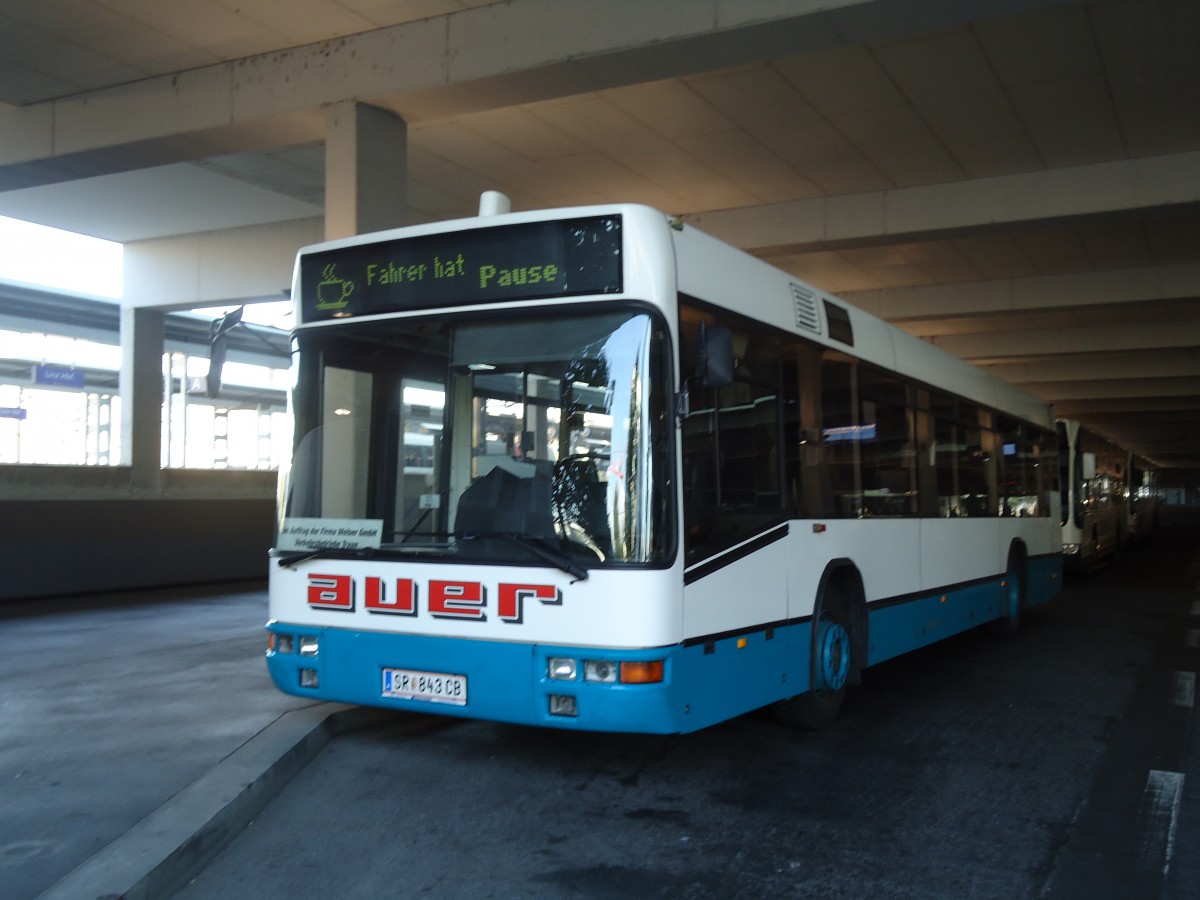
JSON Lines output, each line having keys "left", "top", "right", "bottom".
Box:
{"left": 678, "top": 307, "right": 789, "bottom": 720}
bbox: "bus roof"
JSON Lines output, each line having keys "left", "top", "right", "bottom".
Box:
{"left": 671, "top": 217, "right": 1053, "bottom": 430}
{"left": 293, "top": 201, "right": 1053, "bottom": 430}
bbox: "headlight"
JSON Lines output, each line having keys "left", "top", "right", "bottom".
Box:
{"left": 584, "top": 660, "right": 617, "bottom": 683}
{"left": 548, "top": 657, "right": 577, "bottom": 680}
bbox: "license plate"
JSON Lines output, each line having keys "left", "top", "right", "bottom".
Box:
{"left": 382, "top": 667, "right": 467, "bottom": 706}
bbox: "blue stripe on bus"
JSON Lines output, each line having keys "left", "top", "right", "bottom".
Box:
{"left": 674, "top": 622, "right": 809, "bottom": 729}
{"left": 267, "top": 555, "right": 1061, "bottom": 734}
{"left": 867, "top": 554, "right": 1061, "bottom": 665}
{"left": 866, "top": 578, "right": 1004, "bottom": 664}
{"left": 266, "top": 626, "right": 689, "bottom": 733}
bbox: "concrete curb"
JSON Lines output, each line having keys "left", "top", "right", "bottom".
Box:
{"left": 37, "top": 703, "right": 397, "bottom": 900}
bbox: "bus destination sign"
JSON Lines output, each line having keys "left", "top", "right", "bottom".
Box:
{"left": 299, "top": 215, "right": 622, "bottom": 322}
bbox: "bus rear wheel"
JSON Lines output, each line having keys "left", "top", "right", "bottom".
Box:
{"left": 774, "top": 587, "right": 852, "bottom": 729}
{"left": 987, "top": 545, "right": 1027, "bottom": 637}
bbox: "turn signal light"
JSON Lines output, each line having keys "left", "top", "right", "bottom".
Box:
{"left": 619, "top": 660, "right": 664, "bottom": 684}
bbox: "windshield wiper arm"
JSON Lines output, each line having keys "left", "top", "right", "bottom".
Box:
{"left": 513, "top": 535, "right": 589, "bottom": 582}
{"left": 275, "top": 547, "right": 378, "bottom": 568}
{"left": 460, "top": 533, "right": 589, "bottom": 582}
{"left": 277, "top": 535, "right": 589, "bottom": 582}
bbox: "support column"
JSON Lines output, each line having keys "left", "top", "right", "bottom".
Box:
{"left": 324, "top": 101, "right": 408, "bottom": 240}
{"left": 119, "top": 306, "right": 164, "bottom": 494}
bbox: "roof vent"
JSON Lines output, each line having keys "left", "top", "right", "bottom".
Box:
{"left": 479, "top": 191, "right": 512, "bottom": 216}
{"left": 790, "top": 283, "right": 820, "bottom": 334}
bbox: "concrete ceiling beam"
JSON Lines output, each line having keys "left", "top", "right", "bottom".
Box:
{"left": 686, "top": 152, "right": 1200, "bottom": 253}
{"left": 843, "top": 263, "right": 1200, "bottom": 321}
{"left": 980, "top": 350, "right": 1200, "bottom": 383}
{"left": 123, "top": 218, "right": 323, "bottom": 310}
{"left": 0, "top": 0, "right": 1075, "bottom": 190}
{"left": 1053, "top": 397, "right": 1200, "bottom": 415}
{"left": 927, "top": 319, "right": 1200, "bottom": 360}
{"left": 1019, "top": 376, "right": 1200, "bottom": 401}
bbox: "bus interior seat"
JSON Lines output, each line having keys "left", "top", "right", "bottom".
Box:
{"left": 454, "top": 464, "right": 555, "bottom": 539}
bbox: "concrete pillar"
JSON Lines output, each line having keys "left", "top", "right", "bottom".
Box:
{"left": 119, "top": 306, "right": 164, "bottom": 493}
{"left": 324, "top": 101, "right": 408, "bottom": 240}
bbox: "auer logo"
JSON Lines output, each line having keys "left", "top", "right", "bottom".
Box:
{"left": 307, "top": 574, "right": 561, "bottom": 624}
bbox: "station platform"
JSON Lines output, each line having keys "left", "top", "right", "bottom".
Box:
{"left": 0, "top": 582, "right": 404, "bottom": 899}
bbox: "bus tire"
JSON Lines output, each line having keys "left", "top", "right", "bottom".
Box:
{"left": 774, "top": 582, "right": 853, "bottom": 729}
{"left": 987, "top": 543, "right": 1027, "bottom": 637}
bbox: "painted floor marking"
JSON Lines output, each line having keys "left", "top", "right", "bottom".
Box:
{"left": 1171, "top": 671, "right": 1196, "bottom": 709}
{"left": 1137, "top": 770, "right": 1185, "bottom": 875}
{"left": 1187, "top": 629, "right": 1200, "bottom": 649}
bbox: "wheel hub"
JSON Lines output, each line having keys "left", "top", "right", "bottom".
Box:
{"left": 816, "top": 618, "right": 850, "bottom": 692}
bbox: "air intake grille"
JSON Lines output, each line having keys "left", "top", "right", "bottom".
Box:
{"left": 791, "top": 283, "right": 820, "bottom": 334}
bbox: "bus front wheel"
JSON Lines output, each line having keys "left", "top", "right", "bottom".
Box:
{"left": 774, "top": 585, "right": 853, "bottom": 729}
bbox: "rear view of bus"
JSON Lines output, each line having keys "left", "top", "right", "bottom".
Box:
{"left": 1057, "top": 419, "right": 1136, "bottom": 571}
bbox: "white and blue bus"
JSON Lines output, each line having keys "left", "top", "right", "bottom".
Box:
{"left": 266, "top": 198, "right": 1062, "bottom": 733}
{"left": 1129, "top": 451, "right": 1163, "bottom": 542}
{"left": 1058, "top": 420, "right": 1161, "bottom": 570}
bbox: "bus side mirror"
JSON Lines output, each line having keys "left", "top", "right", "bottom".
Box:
{"left": 1081, "top": 452, "right": 1097, "bottom": 481}
{"left": 206, "top": 307, "right": 243, "bottom": 399}
{"left": 696, "top": 322, "right": 734, "bottom": 389}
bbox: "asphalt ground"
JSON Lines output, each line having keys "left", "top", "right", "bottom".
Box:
{"left": 174, "top": 510, "right": 1200, "bottom": 899}
{"left": 0, "top": 582, "right": 387, "bottom": 899}
{"left": 2, "top": 511, "right": 1198, "bottom": 899}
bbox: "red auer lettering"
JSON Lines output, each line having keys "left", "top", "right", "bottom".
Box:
{"left": 364, "top": 576, "right": 417, "bottom": 616}
{"left": 497, "top": 583, "right": 561, "bottom": 623}
{"left": 428, "top": 580, "right": 487, "bottom": 620}
{"left": 307, "top": 573, "right": 354, "bottom": 610}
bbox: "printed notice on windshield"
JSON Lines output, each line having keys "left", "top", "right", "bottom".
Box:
{"left": 277, "top": 518, "right": 383, "bottom": 551}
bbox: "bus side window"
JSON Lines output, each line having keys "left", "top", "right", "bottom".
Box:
{"left": 933, "top": 414, "right": 961, "bottom": 516}
{"left": 680, "top": 304, "right": 785, "bottom": 564}
{"left": 914, "top": 390, "right": 939, "bottom": 517}
{"left": 998, "top": 417, "right": 1042, "bottom": 517}
{"left": 783, "top": 343, "right": 829, "bottom": 518}
{"left": 820, "top": 353, "right": 860, "bottom": 517}
{"left": 931, "top": 394, "right": 994, "bottom": 518}
{"left": 857, "top": 370, "right": 917, "bottom": 517}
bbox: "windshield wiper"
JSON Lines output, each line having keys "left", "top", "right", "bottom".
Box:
{"left": 275, "top": 547, "right": 379, "bottom": 568}
{"left": 276, "top": 534, "right": 589, "bottom": 582}
{"left": 459, "top": 533, "right": 589, "bottom": 582}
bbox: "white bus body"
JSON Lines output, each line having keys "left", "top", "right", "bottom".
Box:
{"left": 267, "top": 203, "right": 1062, "bottom": 733}
{"left": 1057, "top": 420, "right": 1160, "bottom": 570}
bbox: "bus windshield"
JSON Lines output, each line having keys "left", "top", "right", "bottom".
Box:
{"left": 281, "top": 309, "right": 671, "bottom": 569}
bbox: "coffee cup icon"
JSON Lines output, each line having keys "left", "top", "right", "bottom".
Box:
{"left": 317, "top": 265, "right": 354, "bottom": 309}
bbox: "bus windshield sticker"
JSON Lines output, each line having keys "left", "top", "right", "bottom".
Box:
{"left": 278, "top": 517, "right": 384, "bottom": 551}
